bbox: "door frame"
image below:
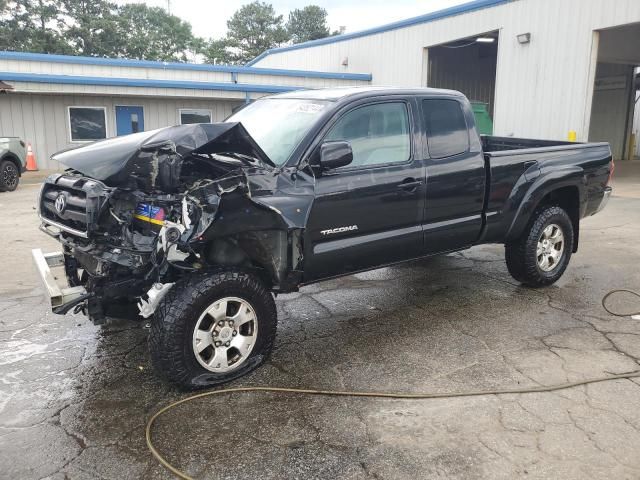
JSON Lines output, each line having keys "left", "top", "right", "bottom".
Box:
{"left": 301, "top": 96, "right": 427, "bottom": 281}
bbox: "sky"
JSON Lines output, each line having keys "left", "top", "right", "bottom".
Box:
{"left": 115, "top": 0, "right": 469, "bottom": 40}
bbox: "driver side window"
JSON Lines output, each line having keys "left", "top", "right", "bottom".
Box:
{"left": 325, "top": 102, "right": 411, "bottom": 168}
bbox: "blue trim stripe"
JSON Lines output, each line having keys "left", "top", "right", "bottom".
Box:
{"left": 0, "top": 51, "right": 371, "bottom": 81}
{"left": 246, "top": 0, "right": 511, "bottom": 66}
{"left": 0, "top": 72, "right": 303, "bottom": 93}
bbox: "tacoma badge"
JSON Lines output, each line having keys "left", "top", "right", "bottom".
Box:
{"left": 320, "top": 225, "right": 358, "bottom": 236}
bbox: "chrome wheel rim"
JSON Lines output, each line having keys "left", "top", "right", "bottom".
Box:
{"left": 537, "top": 223, "right": 565, "bottom": 272}
{"left": 2, "top": 163, "right": 18, "bottom": 189}
{"left": 192, "top": 296, "right": 258, "bottom": 373}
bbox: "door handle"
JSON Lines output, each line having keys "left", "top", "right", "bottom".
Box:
{"left": 398, "top": 178, "right": 423, "bottom": 191}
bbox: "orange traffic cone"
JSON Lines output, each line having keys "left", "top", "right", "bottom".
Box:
{"left": 26, "top": 143, "right": 38, "bottom": 171}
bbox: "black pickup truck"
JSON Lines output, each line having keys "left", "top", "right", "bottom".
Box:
{"left": 32, "top": 87, "right": 613, "bottom": 389}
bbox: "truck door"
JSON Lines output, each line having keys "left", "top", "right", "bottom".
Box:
{"left": 420, "top": 98, "right": 486, "bottom": 253}
{"left": 304, "top": 99, "right": 426, "bottom": 281}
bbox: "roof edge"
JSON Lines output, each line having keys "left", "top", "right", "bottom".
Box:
{"left": 0, "top": 51, "right": 371, "bottom": 81}
{"left": 0, "top": 72, "right": 302, "bottom": 94}
{"left": 246, "top": 0, "right": 512, "bottom": 66}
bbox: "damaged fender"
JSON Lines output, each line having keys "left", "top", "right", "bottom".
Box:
{"left": 40, "top": 122, "right": 315, "bottom": 322}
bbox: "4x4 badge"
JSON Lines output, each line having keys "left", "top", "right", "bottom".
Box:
{"left": 54, "top": 194, "right": 67, "bottom": 214}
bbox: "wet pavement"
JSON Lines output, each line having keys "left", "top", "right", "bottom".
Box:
{"left": 1, "top": 179, "right": 640, "bottom": 480}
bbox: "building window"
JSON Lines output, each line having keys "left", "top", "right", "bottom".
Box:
{"left": 68, "top": 107, "right": 107, "bottom": 142}
{"left": 422, "top": 99, "right": 469, "bottom": 159}
{"left": 179, "top": 109, "right": 212, "bottom": 125}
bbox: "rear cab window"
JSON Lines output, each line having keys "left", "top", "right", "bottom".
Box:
{"left": 422, "top": 99, "right": 469, "bottom": 159}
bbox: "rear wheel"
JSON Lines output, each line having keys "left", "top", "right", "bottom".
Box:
{"left": 0, "top": 160, "right": 19, "bottom": 192}
{"left": 505, "top": 205, "right": 574, "bottom": 287}
{"left": 149, "top": 270, "right": 277, "bottom": 390}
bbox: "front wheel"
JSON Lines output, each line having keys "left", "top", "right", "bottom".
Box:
{"left": 505, "top": 205, "right": 574, "bottom": 287}
{"left": 149, "top": 270, "right": 277, "bottom": 390}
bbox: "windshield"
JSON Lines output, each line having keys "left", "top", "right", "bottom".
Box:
{"left": 226, "top": 98, "right": 330, "bottom": 166}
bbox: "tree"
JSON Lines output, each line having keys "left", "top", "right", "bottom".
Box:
{"left": 114, "top": 4, "right": 198, "bottom": 62}
{"left": 200, "top": 38, "right": 236, "bottom": 65}
{"left": 286, "top": 5, "right": 329, "bottom": 44}
{"left": 60, "top": 0, "right": 121, "bottom": 57}
{"left": 0, "top": 0, "right": 71, "bottom": 54}
{"left": 226, "top": 1, "right": 288, "bottom": 64}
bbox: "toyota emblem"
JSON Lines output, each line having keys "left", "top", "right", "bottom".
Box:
{"left": 54, "top": 194, "right": 67, "bottom": 214}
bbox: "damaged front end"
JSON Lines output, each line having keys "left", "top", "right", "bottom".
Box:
{"left": 33, "top": 123, "right": 309, "bottom": 324}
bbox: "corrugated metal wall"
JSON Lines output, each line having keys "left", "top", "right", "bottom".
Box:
{"left": 0, "top": 93, "right": 242, "bottom": 169}
{"left": 633, "top": 81, "right": 640, "bottom": 158}
{"left": 252, "top": 0, "right": 640, "bottom": 142}
{"left": 0, "top": 57, "right": 370, "bottom": 92}
{"left": 427, "top": 41, "right": 498, "bottom": 116}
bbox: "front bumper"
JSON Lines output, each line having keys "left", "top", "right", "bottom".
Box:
{"left": 594, "top": 186, "right": 612, "bottom": 214}
{"left": 31, "top": 249, "right": 87, "bottom": 313}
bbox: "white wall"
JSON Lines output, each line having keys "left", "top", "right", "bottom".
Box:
{"left": 634, "top": 89, "right": 640, "bottom": 158}
{"left": 0, "top": 57, "right": 370, "bottom": 92}
{"left": 253, "top": 0, "right": 640, "bottom": 142}
{"left": 0, "top": 93, "right": 242, "bottom": 170}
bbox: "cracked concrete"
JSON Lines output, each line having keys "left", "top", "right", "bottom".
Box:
{"left": 1, "top": 182, "right": 640, "bottom": 479}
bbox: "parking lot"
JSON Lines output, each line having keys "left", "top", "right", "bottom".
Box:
{"left": 1, "top": 168, "right": 640, "bottom": 480}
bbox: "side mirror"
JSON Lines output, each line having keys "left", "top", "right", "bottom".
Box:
{"left": 319, "top": 141, "right": 353, "bottom": 170}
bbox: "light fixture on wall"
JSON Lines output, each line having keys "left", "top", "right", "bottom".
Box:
{"left": 341, "top": 57, "right": 349, "bottom": 66}
{"left": 517, "top": 33, "right": 531, "bottom": 44}
{"left": 476, "top": 37, "right": 495, "bottom": 43}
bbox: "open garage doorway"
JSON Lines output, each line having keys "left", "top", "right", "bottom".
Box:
{"left": 424, "top": 31, "right": 499, "bottom": 134}
{"left": 589, "top": 23, "right": 640, "bottom": 161}
{"left": 633, "top": 70, "right": 640, "bottom": 159}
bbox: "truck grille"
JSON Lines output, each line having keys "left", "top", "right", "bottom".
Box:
{"left": 39, "top": 175, "right": 110, "bottom": 237}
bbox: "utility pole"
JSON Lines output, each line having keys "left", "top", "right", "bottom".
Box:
{"left": 166, "top": 0, "right": 171, "bottom": 14}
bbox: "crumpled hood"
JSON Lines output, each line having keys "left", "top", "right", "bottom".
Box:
{"left": 52, "top": 122, "right": 274, "bottom": 187}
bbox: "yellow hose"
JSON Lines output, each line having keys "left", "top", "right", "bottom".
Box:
{"left": 146, "top": 371, "right": 640, "bottom": 480}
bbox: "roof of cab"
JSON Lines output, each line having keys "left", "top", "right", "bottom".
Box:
{"left": 270, "top": 86, "right": 465, "bottom": 101}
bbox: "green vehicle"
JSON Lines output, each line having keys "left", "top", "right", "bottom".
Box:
{"left": 0, "top": 137, "right": 26, "bottom": 191}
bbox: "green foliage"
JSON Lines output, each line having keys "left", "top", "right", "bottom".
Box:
{"left": 200, "top": 37, "right": 236, "bottom": 65}
{"left": 225, "top": 1, "right": 288, "bottom": 64}
{"left": 0, "top": 1, "right": 335, "bottom": 64}
{"left": 60, "top": 0, "right": 120, "bottom": 57}
{"left": 115, "top": 4, "right": 198, "bottom": 62}
{"left": 0, "top": 0, "right": 71, "bottom": 54}
{"left": 286, "top": 5, "right": 329, "bottom": 44}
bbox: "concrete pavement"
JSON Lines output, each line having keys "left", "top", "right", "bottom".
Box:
{"left": 1, "top": 180, "right": 639, "bottom": 479}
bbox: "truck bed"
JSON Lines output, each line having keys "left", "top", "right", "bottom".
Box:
{"left": 478, "top": 135, "right": 612, "bottom": 245}
{"left": 481, "top": 135, "right": 574, "bottom": 152}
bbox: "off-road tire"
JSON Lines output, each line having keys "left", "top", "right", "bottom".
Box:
{"left": 149, "top": 270, "right": 277, "bottom": 390}
{"left": 0, "top": 160, "right": 19, "bottom": 192}
{"left": 505, "top": 205, "right": 574, "bottom": 287}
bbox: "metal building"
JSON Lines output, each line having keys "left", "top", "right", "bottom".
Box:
{"left": 633, "top": 70, "right": 640, "bottom": 157}
{"left": 248, "top": 0, "right": 640, "bottom": 160}
{"left": 0, "top": 52, "right": 371, "bottom": 169}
